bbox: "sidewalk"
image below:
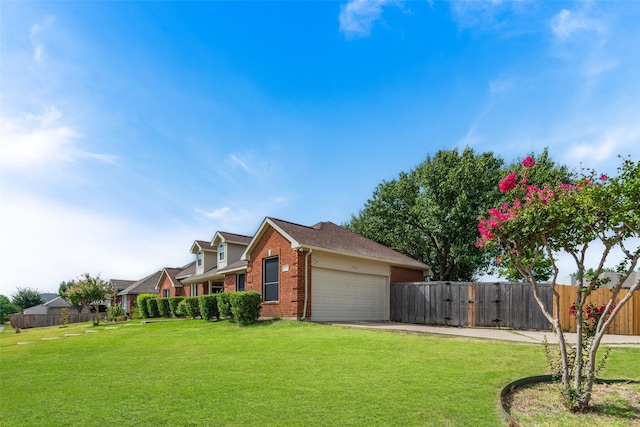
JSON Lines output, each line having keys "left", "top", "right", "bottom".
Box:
{"left": 331, "top": 321, "right": 640, "bottom": 347}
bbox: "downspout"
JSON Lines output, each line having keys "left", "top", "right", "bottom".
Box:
{"left": 302, "top": 248, "right": 312, "bottom": 320}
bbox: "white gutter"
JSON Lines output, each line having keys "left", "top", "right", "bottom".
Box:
{"left": 302, "top": 248, "right": 312, "bottom": 320}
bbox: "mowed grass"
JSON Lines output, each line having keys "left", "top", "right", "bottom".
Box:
{"left": 0, "top": 320, "right": 637, "bottom": 426}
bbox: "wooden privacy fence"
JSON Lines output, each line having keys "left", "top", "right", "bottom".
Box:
{"left": 391, "top": 282, "right": 639, "bottom": 335}
{"left": 391, "top": 282, "right": 552, "bottom": 331}
{"left": 554, "top": 285, "right": 640, "bottom": 335}
{"left": 8, "top": 313, "right": 106, "bottom": 329}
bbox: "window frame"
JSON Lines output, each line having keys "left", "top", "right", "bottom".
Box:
{"left": 262, "top": 257, "right": 279, "bottom": 302}
{"left": 196, "top": 251, "right": 203, "bottom": 267}
{"left": 163, "top": 289, "right": 170, "bottom": 298}
{"left": 190, "top": 284, "right": 199, "bottom": 296}
{"left": 237, "top": 273, "right": 246, "bottom": 292}
{"left": 219, "top": 244, "right": 225, "bottom": 261}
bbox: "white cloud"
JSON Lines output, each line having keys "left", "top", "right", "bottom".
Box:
{"left": 0, "top": 192, "right": 195, "bottom": 296}
{"left": 223, "top": 151, "right": 272, "bottom": 180}
{"left": 339, "top": 0, "right": 396, "bottom": 38}
{"left": 29, "top": 16, "right": 55, "bottom": 63}
{"left": 561, "top": 122, "right": 640, "bottom": 168}
{"left": 0, "top": 107, "right": 118, "bottom": 171}
{"left": 194, "top": 197, "right": 289, "bottom": 235}
{"left": 550, "top": 9, "right": 604, "bottom": 40}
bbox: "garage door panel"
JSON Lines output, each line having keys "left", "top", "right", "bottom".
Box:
{"left": 311, "top": 267, "right": 389, "bottom": 322}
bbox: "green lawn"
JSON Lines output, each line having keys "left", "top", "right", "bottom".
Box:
{"left": 1, "top": 320, "right": 638, "bottom": 426}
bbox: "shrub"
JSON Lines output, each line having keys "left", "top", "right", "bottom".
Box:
{"left": 169, "top": 297, "right": 184, "bottom": 317}
{"left": 129, "top": 307, "right": 142, "bottom": 320}
{"left": 229, "top": 291, "right": 262, "bottom": 326}
{"left": 217, "top": 293, "right": 233, "bottom": 320}
{"left": 106, "top": 303, "right": 124, "bottom": 321}
{"left": 199, "top": 294, "right": 220, "bottom": 321}
{"left": 176, "top": 300, "right": 188, "bottom": 318}
{"left": 146, "top": 298, "right": 159, "bottom": 318}
{"left": 137, "top": 294, "right": 157, "bottom": 318}
{"left": 157, "top": 298, "right": 171, "bottom": 317}
{"left": 183, "top": 297, "right": 201, "bottom": 318}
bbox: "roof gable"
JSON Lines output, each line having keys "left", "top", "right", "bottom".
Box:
{"left": 190, "top": 240, "right": 217, "bottom": 254}
{"left": 212, "top": 231, "right": 252, "bottom": 246}
{"left": 243, "top": 217, "right": 430, "bottom": 271}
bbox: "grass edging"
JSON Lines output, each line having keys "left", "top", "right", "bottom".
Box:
{"left": 499, "top": 375, "right": 640, "bottom": 426}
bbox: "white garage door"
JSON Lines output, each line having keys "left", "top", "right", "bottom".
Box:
{"left": 311, "top": 267, "right": 389, "bottom": 321}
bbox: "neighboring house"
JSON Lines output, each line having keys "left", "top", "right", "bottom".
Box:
{"left": 156, "top": 262, "right": 195, "bottom": 298}
{"left": 174, "top": 232, "right": 253, "bottom": 296}
{"left": 23, "top": 296, "right": 89, "bottom": 315}
{"left": 110, "top": 279, "right": 136, "bottom": 307}
{"left": 234, "top": 217, "right": 431, "bottom": 322}
{"left": 565, "top": 271, "right": 639, "bottom": 289}
{"left": 179, "top": 240, "right": 221, "bottom": 296}
{"left": 116, "top": 270, "right": 163, "bottom": 315}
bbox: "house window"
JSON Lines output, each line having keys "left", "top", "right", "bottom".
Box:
{"left": 263, "top": 257, "right": 279, "bottom": 302}
{"left": 190, "top": 284, "right": 199, "bottom": 296}
{"left": 163, "top": 289, "right": 169, "bottom": 298}
{"left": 196, "top": 251, "right": 203, "bottom": 267}
{"left": 237, "top": 273, "right": 246, "bottom": 292}
{"left": 219, "top": 244, "right": 225, "bottom": 261}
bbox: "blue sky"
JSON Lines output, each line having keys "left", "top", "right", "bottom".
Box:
{"left": 2, "top": 1, "right": 640, "bottom": 296}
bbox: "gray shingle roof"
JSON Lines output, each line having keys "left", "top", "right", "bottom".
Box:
{"left": 217, "top": 260, "right": 248, "bottom": 274}
{"left": 216, "top": 232, "right": 252, "bottom": 245}
{"left": 256, "top": 217, "right": 430, "bottom": 270}
{"left": 109, "top": 279, "right": 136, "bottom": 291}
{"left": 117, "top": 271, "right": 162, "bottom": 296}
{"left": 176, "top": 260, "right": 196, "bottom": 279}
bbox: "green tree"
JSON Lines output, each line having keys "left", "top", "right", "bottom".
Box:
{"left": 348, "top": 147, "right": 504, "bottom": 280}
{"left": 58, "top": 280, "right": 83, "bottom": 313}
{"left": 0, "top": 295, "right": 19, "bottom": 322}
{"left": 477, "top": 155, "right": 640, "bottom": 411}
{"left": 65, "top": 273, "right": 114, "bottom": 326}
{"left": 11, "top": 287, "right": 44, "bottom": 310}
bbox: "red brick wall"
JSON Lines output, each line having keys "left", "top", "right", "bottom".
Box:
{"left": 224, "top": 274, "right": 237, "bottom": 293}
{"left": 157, "top": 275, "right": 175, "bottom": 297}
{"left": 390, "top": 266, "right": 425, "bottom": 282}
{"left": 246, "top": 226, "right": 306, "bottom": 319}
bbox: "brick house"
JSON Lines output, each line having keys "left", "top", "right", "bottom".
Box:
{"left": 116, "top": 270, "right": 162, "bottom": 315}
{"left": 236, "top": 217, "right": 431, "bottom": 322}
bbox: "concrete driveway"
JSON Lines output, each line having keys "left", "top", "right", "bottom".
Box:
{"left": 331, "top": 321, "right": 640, "bottom": 347}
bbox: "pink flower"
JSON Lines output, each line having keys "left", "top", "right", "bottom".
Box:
{"left": 496, "top": 256, "right": 502, "bottom": 265}
{"left": 499, "top": 173, "right": 517, "bottom": 193}
{"left": 522, "top": 156, "right": 535, "bottom": 168}
{"left": 560, "top": 183, "right": 574, "bottom": 190}
{"left": 599, "top": 174, "right": 608, "bottom": 181}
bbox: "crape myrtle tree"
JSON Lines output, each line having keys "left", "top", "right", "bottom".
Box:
{"left": 65, "top": 273, "right": 115, "bottom": 326}
{"left": 492, "top": 149, "right": 571, "bottom": 282}
{"left": 347, "top": 147, "right": 505, "bottom": 281}
{"left": 476, "top": 155, "right": 640, "bottom": 411}
{"left": 58, "top": 280, "right": 83, "bottom": 313}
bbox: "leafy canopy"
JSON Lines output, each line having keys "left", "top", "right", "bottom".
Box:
{"left": 348, "top": 147, "right": 503, "bottom": 280}
{"left": 11, "top": 287, "right": 44, "bottom": 310}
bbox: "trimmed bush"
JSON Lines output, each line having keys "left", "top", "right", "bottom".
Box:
{"left": 217, "top": 292, "right": 233, "bottom": 320}
{"left": 129, "top": 307, "right": 142, "bottom": 320}
{"left": 229, "top": 291, "right": 262, "bottom": 326}
{"left": 176, "top": 300, "right": 188, "bottom": 318}
{"left": 169, "top": 297, "right": 185, "bottom": 317}
{"left": 199, "top": 294, "right": 220, "bottom": 321}
{"left": 157, "top": 298, "right": 170, "bottom": 317}
{"left": 137, "top": 293, "right": 157, "bottom": 318}
{"left": 146, "top": 298, "right": 159, "bottom": 318}
{"left": 183, "top": 297, "right": 201, "bottom": 319}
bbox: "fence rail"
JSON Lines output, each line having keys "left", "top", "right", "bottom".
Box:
{"left": 392, "top": 282, "right": 639, "bottom": 335}
{"left": 8, "top": 313, "right": 106, "bottom": 329}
